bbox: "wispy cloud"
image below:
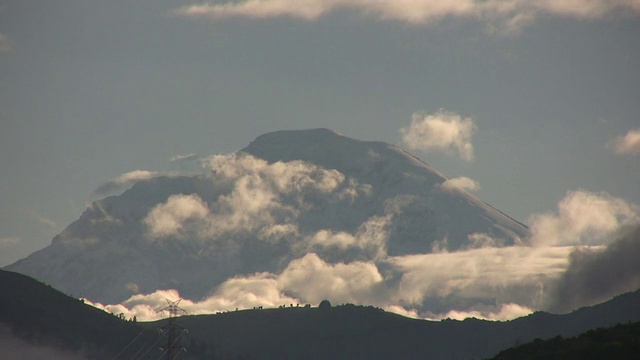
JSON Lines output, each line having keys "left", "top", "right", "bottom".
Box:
{"left": 0, "top": 237, "right": 19, "bottom": 247}
{"left": 528, "top": 190, "right": 639, "bottom": 247}
{"left": 439, "top": 177, "right": 480, "bottom": 193}
{"left": 169, "top": 153, "right": 198, "bottom": 163}
{"left": 390, "top": 245, "right": 572, "bottom": 311}
{"left": 94, "top": 170, "right": 159, "bottom": 196}
{"left": 175, "top": 1, "right": 640, "bottom": 32}
{"left": 609, "top": 128, "right": 640, "bottom": 156}
{"left": 0, "top": 34, "right": 11, "bottom": 53}
{"left": 400, "top": 109, "right": 476, "bottom": 162}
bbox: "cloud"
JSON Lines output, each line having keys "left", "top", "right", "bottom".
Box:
{"left": 145, "top": 153, "right": 368, "bottom": 240}
{"left": 439, "top": 177, "right": 480, "bottom": 193}
{"left": 92, "top": 244, "right": 573, "bottom": 322}
{"left": 0, "top": 237, "right": 19, "bottom": 247}
{"left": 175, "top": 1, "right": 640, "bottom": 32}
{"left": 389, "top": 245, "right": 573, "bottom": 311}
{"left": 0, "top": 34, "right": 11, "bottom": 53}
{"left": 144, "top": 194, "right": 210, "bottom": 238}
{"left": 169, "top": 153, "right": 198, "bottom": 162}
{"left": 278, "top": 253, "right": 386, "bottom": 305}
{"left": 528, "top": 190, "right": 639, "bottom": 247}
{"left": 89, "top": 253, "right": 386, "bottom": 321}
{"left": 429, "top": 303, "right": 534, "bottom": 321}
{"left": 609, "top": 128, "right": 640, "bottom": 156}
{"left": 94, "top": 170, "right": 159, "bottom": 196}
{"left": 400, "top": 110, "right": 476, "bottom": 162}
{"left": 546, "top": 223, "right": 640, "bottom": 313}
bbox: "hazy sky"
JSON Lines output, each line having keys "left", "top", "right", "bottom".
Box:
{"left": 1, "top": 0, "right": 639, "bottom": 267}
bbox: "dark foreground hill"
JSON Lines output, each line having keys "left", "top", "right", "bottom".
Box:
{"left": 149, "top": 290, "right": 640, "bottom": 360}
{"left": 0, "top": 270, "right": 210, "bottom": 359}
{"left": 3, "top": 268, "right": 640, "bottom": 360}
{"left": 490, "top": 321, "right": 640, "bottom": 360}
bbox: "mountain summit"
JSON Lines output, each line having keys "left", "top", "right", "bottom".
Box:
{"left": 6, "top": 129, "right": 528, "bottom": 310}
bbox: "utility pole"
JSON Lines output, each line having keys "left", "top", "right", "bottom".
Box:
{"left": 159, "top": 299, "right": 188, "bottom": 360}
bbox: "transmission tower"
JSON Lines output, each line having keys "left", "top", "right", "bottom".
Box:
{"left": 159, "top": 299, "right": 188, "bottom": 360}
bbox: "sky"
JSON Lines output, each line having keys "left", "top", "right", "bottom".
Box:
{"left": 1, "top": 0, "right": 640, "bottom": 269}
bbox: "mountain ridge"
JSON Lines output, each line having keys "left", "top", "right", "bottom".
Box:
{"left": 3, "top": 268, "right": 640, "bottom": 360}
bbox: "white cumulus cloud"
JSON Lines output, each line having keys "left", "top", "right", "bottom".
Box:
{"left": 278, "top": 253, "right": 386, "bottom": 305}
{"left": 400, "top": 110, "right": 476, "bottom": 162}
{"left": 528, "top": 190, "right": 639, "bottom": 247}
{"left": 144, "top": 194, "right": 210, "bottom": 238}
{"left": 145, "top": 154, "right": 368, "bottom": 241}
{"left": 609, "top": 128, "right": 640, "bottom": 156}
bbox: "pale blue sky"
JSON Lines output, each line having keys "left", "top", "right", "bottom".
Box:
{"left": 1, "top": 0, "right": 639, "bottom": 266}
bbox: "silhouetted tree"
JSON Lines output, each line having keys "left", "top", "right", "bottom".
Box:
{"left": 319, "top": 299, "right": 331, "bottom": 310}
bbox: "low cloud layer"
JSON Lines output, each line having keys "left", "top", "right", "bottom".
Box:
{"left": 400, "top": 110, "right": 476, "bottom": 162}
{"left": 92, "top": 245, "right": 573, "bottom": 322}
{"left": 609, "top": 128, "right": 640, "bottom": 156}
{"left": 176, "top": 0, "right": 640, "bottom": 33}
{"left": 90, "top": 179, "right": 640, "bottom": 322}
{"left": 94, "top": 170, "right": 159, "bottom": 196}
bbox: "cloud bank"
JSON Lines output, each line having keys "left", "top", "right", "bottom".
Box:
{"left": 400, "top": 110, "right": 476, "bottom": 162}
{"left": 92, "top": 171, "right": 640, "bottom": 323}
{"left": 176, "top": 0, "right": 640, "bottom": 32}
{"left": 91, "top": 243, "right": 572, "bottom": 322}
{"left": 609, "top": 128, "right": 640, "bottom": 156}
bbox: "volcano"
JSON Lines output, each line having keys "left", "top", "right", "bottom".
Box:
{"left": 6, "top": 129, "right": 528, "bottom": 308}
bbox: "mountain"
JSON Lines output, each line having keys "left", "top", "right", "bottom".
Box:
{"left": 5, "top": 129, "right": 529, "bottom": 309}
